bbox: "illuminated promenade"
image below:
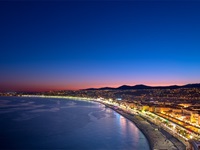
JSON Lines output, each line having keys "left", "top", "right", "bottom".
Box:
{"left": 98, "top": 100, "right": 189, "bottom": 150}
{"left": 22, "top": 94, "right": 200, "bottom": 149}
{"left": 101, "top": 99, "right": 200, "bottom": 150}
{"left": 157, "top": 113, "right": 200, "bottom": 136}
{"left": 22, "top": 95, "right": 188, "bottom": 149}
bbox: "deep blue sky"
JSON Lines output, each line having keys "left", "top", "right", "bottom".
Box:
{"left": 0, "top": 1, "right": 200, "bottom": 91}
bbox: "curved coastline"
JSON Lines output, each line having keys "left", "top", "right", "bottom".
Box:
{"left": 97, "top": 101, "right": 186, "bottom": 150}
{"left": 21, "top": 95, "right": 186, "bottom": 150}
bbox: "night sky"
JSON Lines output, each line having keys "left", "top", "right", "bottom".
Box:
{"left": 1, "top": 1, "right": 200, "bottom": 92}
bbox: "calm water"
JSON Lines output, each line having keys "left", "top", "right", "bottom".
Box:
{"left": 0, "top": 96, "right": 150, "bottom": 149}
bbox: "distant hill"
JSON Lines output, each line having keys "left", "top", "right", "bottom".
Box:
{"left": 182, "top": 84, "right": 200, "bottom": 88}
{"left": 84, "top": 83, "right": 200, "bottom": 90}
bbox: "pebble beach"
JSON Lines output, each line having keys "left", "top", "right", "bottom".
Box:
{"left": 105, "top": 104, "right": 186, "bottom": 150}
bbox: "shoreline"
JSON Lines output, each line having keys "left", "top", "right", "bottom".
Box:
{"left": 99, "top": 102, "right": 186, "bottom": 150}
{"left": 20, "top": 95, "right": 186, "bottom": 150}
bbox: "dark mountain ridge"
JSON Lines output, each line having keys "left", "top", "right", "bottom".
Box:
{"left": 85, "top": 83, "right": 200, "bottom": 90}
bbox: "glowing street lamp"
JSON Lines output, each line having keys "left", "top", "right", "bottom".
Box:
{"left": 173, "top": 124, "right": 176, "bottom": 129}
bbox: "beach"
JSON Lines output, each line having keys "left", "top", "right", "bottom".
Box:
{"left": 0, "top": 96, "right": 151, "bottom": 149}
{"left": 103, "top": 103, "right": 186, "bottom": 150}
{"left": 21, "top": 95, "right": 187, "bottom": 150}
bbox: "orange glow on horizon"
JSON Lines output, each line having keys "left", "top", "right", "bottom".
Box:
{"left": 0, "top": 81, "right": 196, "bottom": 92}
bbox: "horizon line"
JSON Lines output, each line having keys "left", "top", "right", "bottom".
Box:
{"left": 1, "top": 82, "right": 200, "bottom": 93}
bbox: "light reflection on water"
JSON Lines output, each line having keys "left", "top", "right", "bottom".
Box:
{"left": 116, "top": 112, "right": 139, "bottom": 143}
{"left": 0, "top": 96, "right": 150, "bottom": 150}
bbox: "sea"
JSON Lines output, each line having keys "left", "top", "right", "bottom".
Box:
{"left": 0, "top": 96, "right": 150, "bottom": 150}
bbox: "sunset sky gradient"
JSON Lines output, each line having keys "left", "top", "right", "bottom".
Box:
{"left": 0, "top": 1, "right": 200, "bottom": 91}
